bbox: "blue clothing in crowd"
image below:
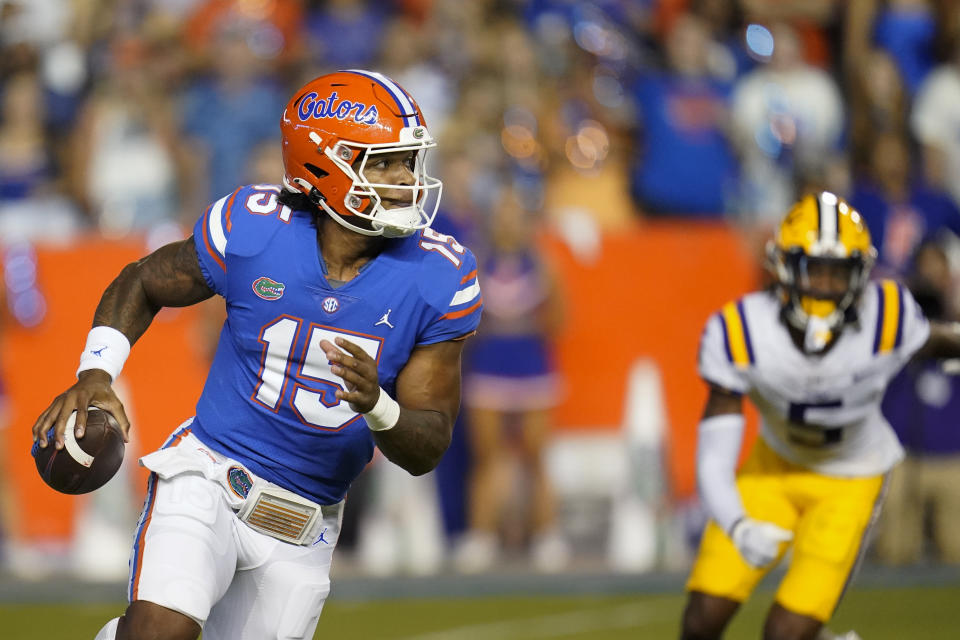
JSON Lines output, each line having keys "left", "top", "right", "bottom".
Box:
{"left": 850, "top": 182, "right": 960, "bottom": 272}
{"left": 630, "top": 73, "right": 737, "bottom": 217}
{"left": 180, "top": 79, "right": 287, "bottom": 204}
{"left": 873, "top": 6, "right": 937, "bottom": 95}
{"left": 883, "top": 362, "right": 960, "bottom": 455}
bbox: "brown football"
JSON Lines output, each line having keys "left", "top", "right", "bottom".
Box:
{"left": 33, "top": 408, "right": 125, "bottom": 494}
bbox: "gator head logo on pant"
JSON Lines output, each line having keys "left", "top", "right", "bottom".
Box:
{"left": 227, "top": 466, "right": 253, "bottom": 499}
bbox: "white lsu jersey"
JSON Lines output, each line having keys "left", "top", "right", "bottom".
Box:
{"left": 699, "top": 280, "right": 930, "bottom": 476}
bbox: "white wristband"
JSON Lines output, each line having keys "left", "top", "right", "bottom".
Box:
{"left": 364, "top": 387, "right": 401, "bottom": 431}
{"left": 77, "top": 326, "right": 131, "bottom": 381}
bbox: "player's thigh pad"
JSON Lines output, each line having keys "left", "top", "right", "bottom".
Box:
{"left": 129, "top": 472, "right": 238, "bottom": 625}
{"left": 686, "top": 445, "right": 798, "bottom": 601}
{"left": 203, "top": 543, "right": 334, "bottom": 640}
{"left": 686, "top": 519, "right": 766, "bottom": 601}
{"left": 776, "top": 472, "right": 884, "bottom": 621}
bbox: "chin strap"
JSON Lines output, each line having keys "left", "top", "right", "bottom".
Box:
{"left": 310, "top": 187, "right": 419, "bottom": 238}
{"left": 319, "top": 200, "right": 386, "bottom": 237}
{"left": 804, "top": 315, "right": 835, "bottom": 352}
{"left": 783, "top": 291, "right": 845, "bottom": 352}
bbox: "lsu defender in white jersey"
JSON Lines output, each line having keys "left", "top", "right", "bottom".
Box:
{"left": 680, "top": 192, "right": 960, "bottom": 640}
{"left": 699, "top": 277, "right": 928, "bottom": 477}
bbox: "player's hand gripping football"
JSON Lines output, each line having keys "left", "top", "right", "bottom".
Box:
{"left": 730, "top": 517, "right": 794, "bottom": 568}
{"left": 320, "top": 337, "right": 380, "bottom": 413}
{"left": 31, "top": 369, "right": 131, "bottom": 449}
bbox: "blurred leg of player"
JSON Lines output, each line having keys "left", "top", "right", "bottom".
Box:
{"left": 111, "top": 465, "right": 342, "bottom": 640}
{"left": 928, "top": 456, "right": 960, "bottom": 564}
{"left": 115, "top": 471, "right": 233, "bottom": 640}
{"left": 680, "top": 591, "right": 740, "bottom": 639}
{"left": 682, "top": 441, "right": 885, "bottom": 640}
{"left": 520, "top": 408, "right": 569, "bottom": 572}
{"left": 456, "top": 406, "right": 508, "bottom": 572}
{"left": 520, "top": 408, "right": 557, "bottom": 535}
{"left": 873, "top": 460, "right": 922, "bottom": 565}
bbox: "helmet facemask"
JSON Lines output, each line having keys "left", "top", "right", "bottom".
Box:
{"left": 285, "top": 128, "right": 442, "bottom": 238}
{"left": 770, "top": 247, "right": 873, "bottom": 352}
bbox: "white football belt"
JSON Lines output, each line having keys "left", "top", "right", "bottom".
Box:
{"left": 235, "top": 481, "right": 329, "bottom": 546}
{"left": 140, "top": 427, "right": 340, "bottom": 546}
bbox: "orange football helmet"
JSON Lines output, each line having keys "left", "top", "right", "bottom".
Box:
{"left": 280, "top": 69, "right": 441, "bottom": 237}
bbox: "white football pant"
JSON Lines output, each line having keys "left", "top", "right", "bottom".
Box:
{"left": 127, "top": 471, "right": 340, "bottom": 639}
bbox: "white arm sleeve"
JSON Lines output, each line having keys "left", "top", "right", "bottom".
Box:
{"left": 696, "top": 413, "right": 747, "bottom": 535}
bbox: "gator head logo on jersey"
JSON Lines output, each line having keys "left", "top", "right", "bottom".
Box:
{"left": 767, "top": 192, "right": 876, "bottom": 352}
{"left": 280, "top": 70, "right": 442, "bottom": 239}
{"left": 252, "top": 277, "right": 285, "bottom": 300}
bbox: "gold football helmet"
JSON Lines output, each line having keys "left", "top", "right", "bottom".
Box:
{"left": 767, "top": 191, "right": 877, "bottom": 351}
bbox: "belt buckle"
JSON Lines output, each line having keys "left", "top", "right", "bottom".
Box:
{"left": 237, "top": 484, "right": 321, "bottom": 545}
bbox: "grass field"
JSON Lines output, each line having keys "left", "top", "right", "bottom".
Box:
{"left": 4, "top": 584, "right": 959, "bottom": 639}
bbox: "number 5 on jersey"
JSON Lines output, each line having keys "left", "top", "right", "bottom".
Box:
{"left": 254, "top": 316, "right": 383, "bottom": 430}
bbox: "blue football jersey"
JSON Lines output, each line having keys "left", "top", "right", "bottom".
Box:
{"left": 190, "top": 184, "right": 482, "bottom": 504}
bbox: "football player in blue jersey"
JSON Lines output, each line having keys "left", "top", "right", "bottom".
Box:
{"left": 31, "top": 70, "right": 483, "bottom": 640}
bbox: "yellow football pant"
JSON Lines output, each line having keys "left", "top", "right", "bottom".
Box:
{"left": 686, "top": 438, "right": 886, "bottom": 621}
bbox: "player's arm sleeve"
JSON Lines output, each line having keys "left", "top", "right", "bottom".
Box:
{"left": 693, "top": 314, "right": 752, "bottom": 534}
{"left": 417, "top": 247, "right": 483, "bottom": 345}
{"left": 697, "top": 313, "right": 750, "bottom": 394}
{"left": 697, "top": 411, "right": 747, "bottom": 535}
{"left": 192, "top": 187, "right": 244, "bottom": 297}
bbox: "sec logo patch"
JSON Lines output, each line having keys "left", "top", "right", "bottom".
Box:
{"left": 322, "top": 297, "right": 340, "bottom": 313}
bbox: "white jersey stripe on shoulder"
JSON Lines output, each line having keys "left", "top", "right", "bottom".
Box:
{"left": 450, "top": 281, "right": 481, "bottom": 306}
{"left": 208, "top": 194, "right": 229, "bottom": 257}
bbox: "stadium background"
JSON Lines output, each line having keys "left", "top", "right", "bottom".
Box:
{"left": 1, "top": 0, "right": 959, "bottom": 638}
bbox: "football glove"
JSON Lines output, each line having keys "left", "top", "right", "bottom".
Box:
{"left": 730, "top": 517, "right": 793, "bottom": 568}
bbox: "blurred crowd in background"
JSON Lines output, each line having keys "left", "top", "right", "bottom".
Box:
{"left": 4, "top": 0, "right": 960, "bottom": 245}
{"left": 3, "top": 0, "right": 960, "bottom": 578}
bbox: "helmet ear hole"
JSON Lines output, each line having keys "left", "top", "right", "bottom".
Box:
{"left": 305, "top": 164, "right": 329, "bottom": 180}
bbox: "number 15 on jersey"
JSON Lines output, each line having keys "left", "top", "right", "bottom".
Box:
{"left": 253, "top": 315, "right": 383, "bottom": 431}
